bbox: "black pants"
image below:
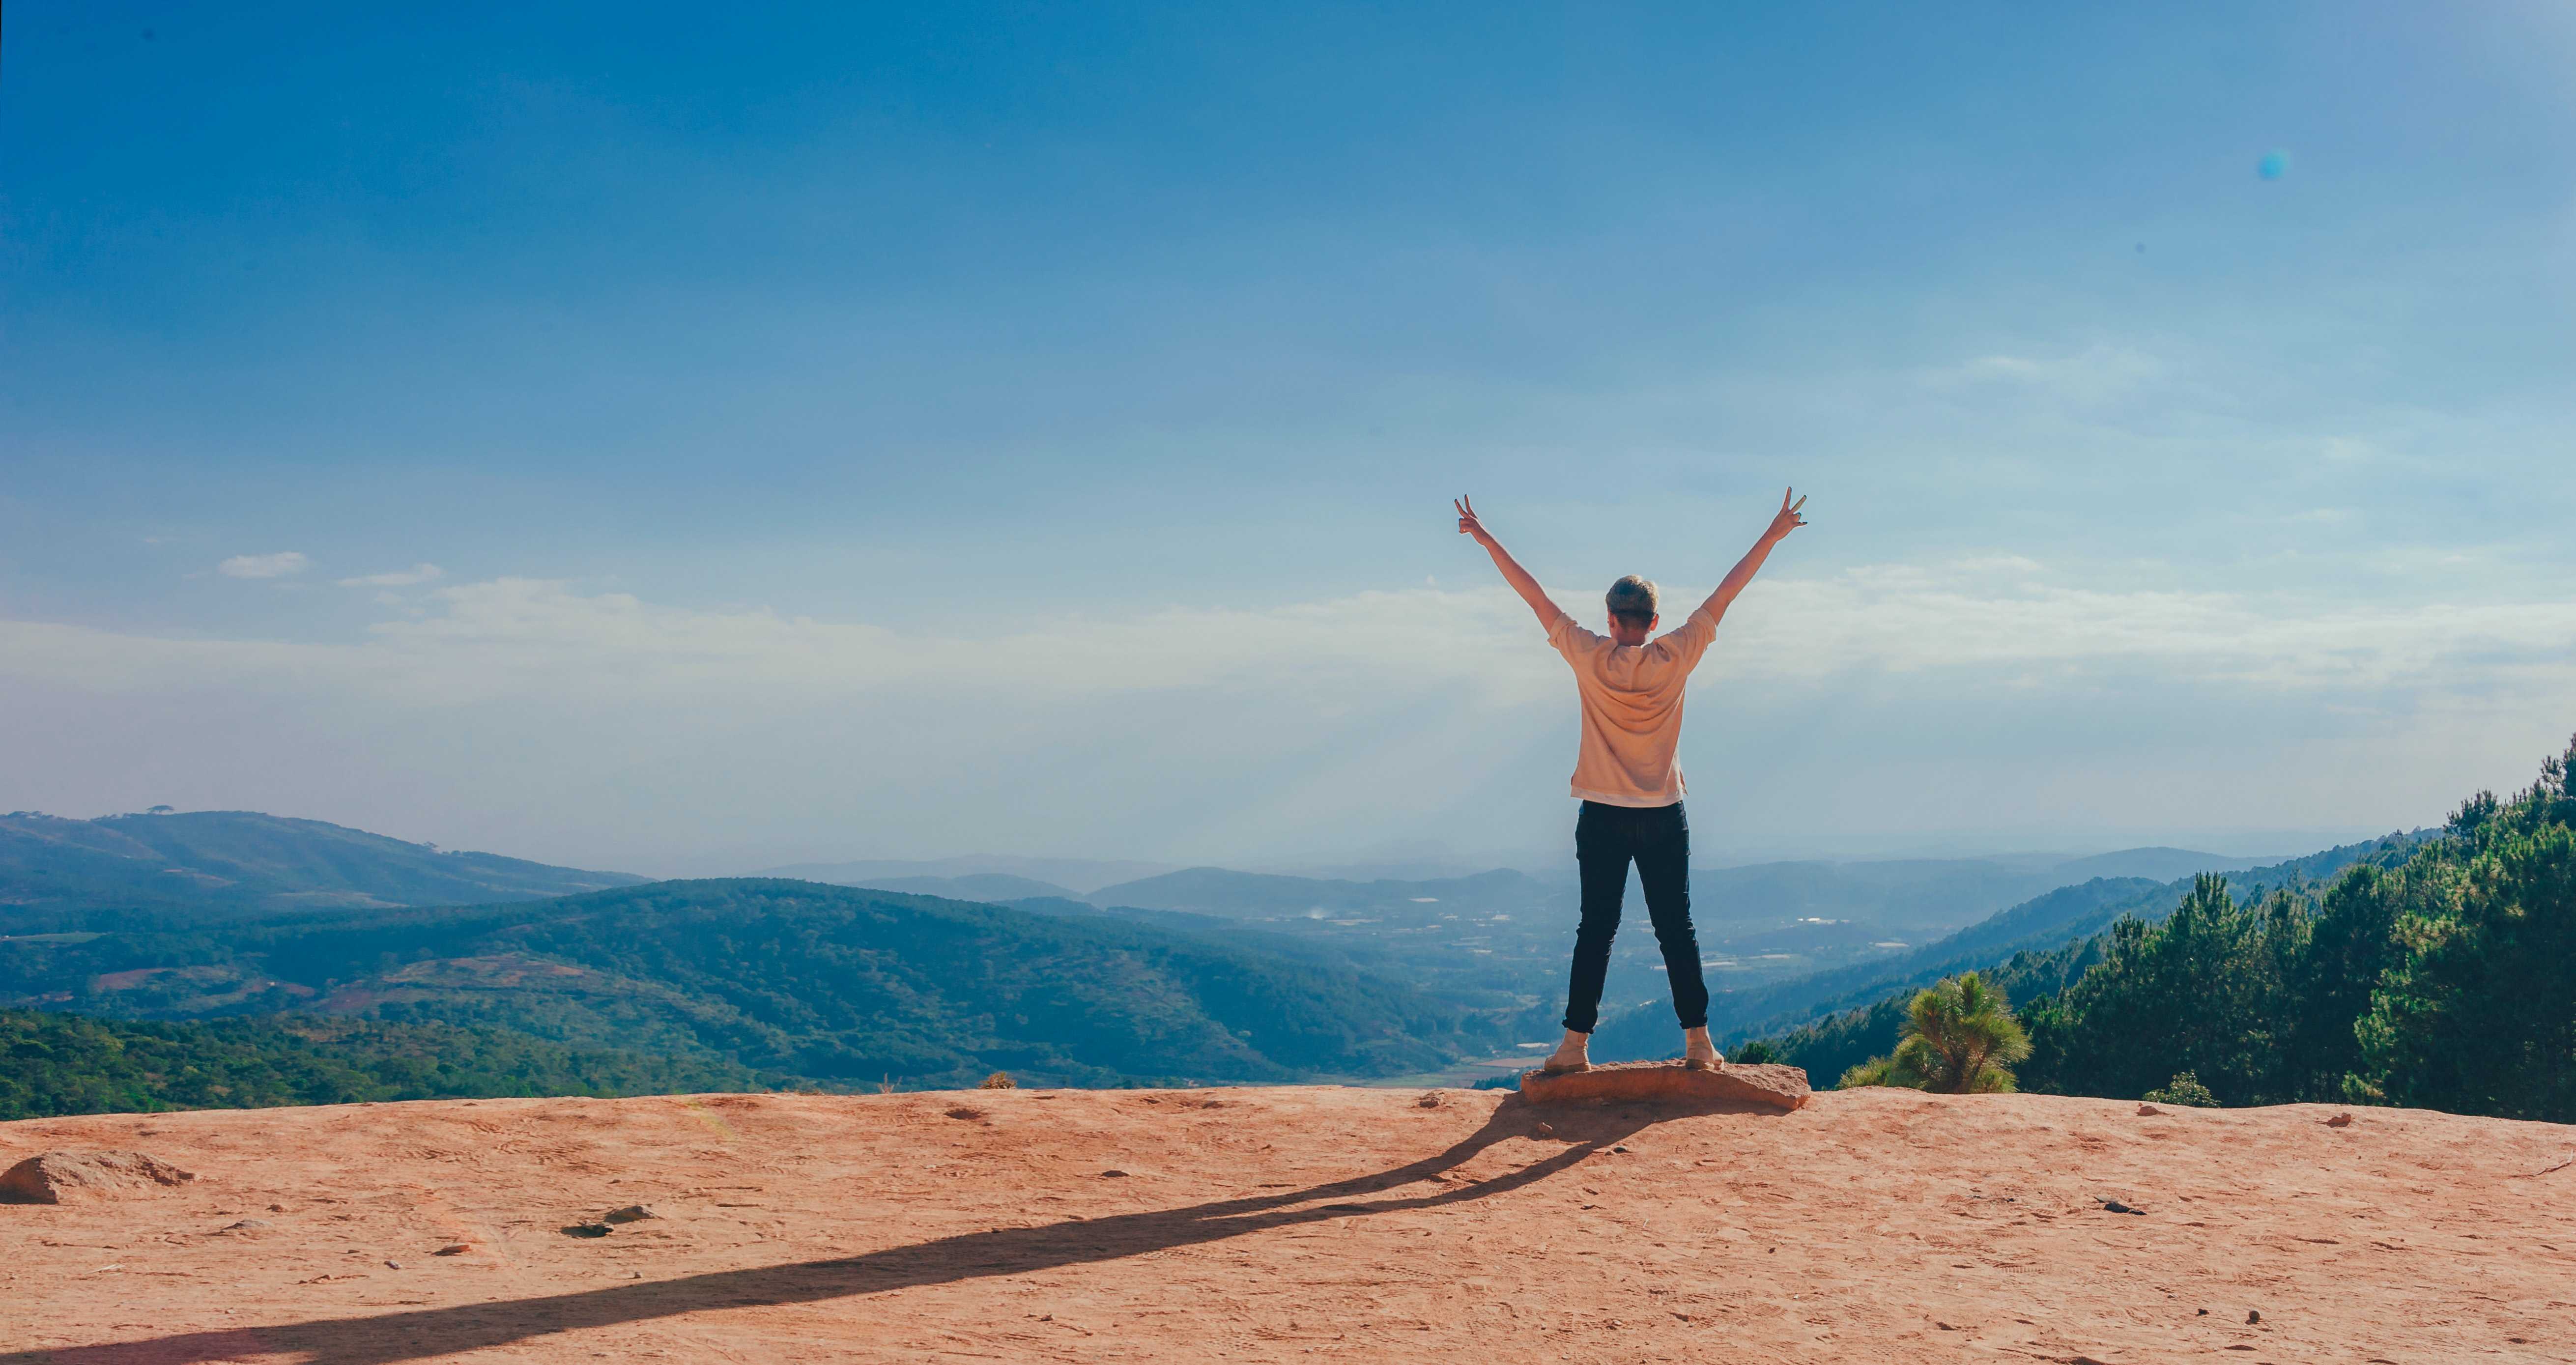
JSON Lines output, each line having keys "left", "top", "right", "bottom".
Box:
{"left": 1563, "top": 799, "right": 1709, "bottom": 1033}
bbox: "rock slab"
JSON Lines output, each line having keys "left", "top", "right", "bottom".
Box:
{"left": 1518, "top": 1060, "right": 1811, "bottom": 1111}
{"left": 0, "top": 1150, "right": 197, "bottom": 1204}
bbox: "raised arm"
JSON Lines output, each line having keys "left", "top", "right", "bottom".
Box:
{"left": 1694, "top": 487, "right": 1808, "bottom": 625}
{"left": 1455, "top": 496, "right": 1564, "bottom": 630}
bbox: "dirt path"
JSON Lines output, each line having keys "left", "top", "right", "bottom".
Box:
{"left": 4, "top": 1086, "right": 2571, "bottom": 1362}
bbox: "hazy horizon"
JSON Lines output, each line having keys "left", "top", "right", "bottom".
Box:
{"left": 1, "top": 801, "right": 2386, "bottom": 884}
{"left": 7, "top": 4, "right": 2570, "bottom": 874}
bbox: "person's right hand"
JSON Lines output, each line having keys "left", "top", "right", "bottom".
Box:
{"left": 1456, "top": 495, "right": 1496, "bottom": 547}
{"left": 1764, "top": 487, "right": 1809, "bottom": 542}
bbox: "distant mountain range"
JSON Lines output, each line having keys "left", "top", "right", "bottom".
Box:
{"left": 765, "top": 851, "right": 2286, "bottom": 942}
{"left": 756, "top": 856, "right": 1175, "bottom": 896}
{"left": 1687, "top": 847, "right": 2279, "bottom": 936}
{"left": 813, "top": 849, "right": 2277, "bottom": 938}
{"left": 829, "top": 872, "right": 1084, "bottom": 902}
{"left": 1083, "top": 866, "right": 1544, "bottom": 916}
{"left": 0, "top": 811, "right": 644, "bottom": 932}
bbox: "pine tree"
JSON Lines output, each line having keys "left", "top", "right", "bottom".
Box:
{"left": 2356, "top": 739, "right": 2576, "bottom": 1120}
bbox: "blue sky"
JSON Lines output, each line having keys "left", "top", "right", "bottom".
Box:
{"left": 5, "top": 2, "right": 2573, "bottom": 874}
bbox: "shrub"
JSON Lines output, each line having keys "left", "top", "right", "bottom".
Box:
{"left": 1893, "top": 972, "right": 2029, "bottom": 1093}
{"left": 1834, "top": 972, "right": 2030, "bottom": 1093}
{"left": 1838, "top": 1054, "right": 1904, "bottom": 1089}
{"left": 2142, "top": 1070, "right": 2219, "bottom": 1107}
{"left": 979, "top": 1071, "right": 1017, "bottom": 1089}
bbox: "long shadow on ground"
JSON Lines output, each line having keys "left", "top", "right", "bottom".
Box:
{"left": 6, "top": 1093, "right": 1788, "bottom": 1365}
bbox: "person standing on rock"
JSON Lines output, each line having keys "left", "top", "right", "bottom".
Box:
{"left": 1456, "top": 488, "right": 1808, "bottom": 1074}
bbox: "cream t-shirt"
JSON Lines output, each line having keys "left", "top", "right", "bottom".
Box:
{"left": 1545, "top": 605, "right": 1719, "bottom": 807}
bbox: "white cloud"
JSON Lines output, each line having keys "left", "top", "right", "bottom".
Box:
{"left": 1920, "top": 344, "right": 2170, "bottom": 402}
{"left": 337, "top": 563, "right": 444, "bottom": 587}
{"left": 215, "top": 551, "right": 309, "bottom": 579}
{"left": 14, "top": 566, "right": 2576, "bottom": 708}
{"left": 1709, "top": 569, "right": 2576, "bottom": 692}
{"left": 6, "top": 569, "right": 2569, "bottom": 869}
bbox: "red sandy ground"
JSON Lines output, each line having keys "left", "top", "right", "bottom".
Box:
{"left": 3, "top": 1085, "right": 2572, "bottom": 1363}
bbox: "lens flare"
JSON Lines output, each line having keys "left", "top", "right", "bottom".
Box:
{"left": 2257, "top": 150, "right": 2290, "bottom": 180}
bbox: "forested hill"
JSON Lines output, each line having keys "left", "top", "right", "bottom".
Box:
{"left": 0, "top": 879, "right": 1512, "bottom": 1092}
{"left": 1591, "top": 832, "right": 2421, "bottom": 1062}
{"left": 0, "top": 810, "right": 646, "bottom": 932}
{"left": 0, "top": 1008, "right": 759, "bottom": 1120}
{"left": 1761, "top": 737, "right": 2576, "bottom": 1123}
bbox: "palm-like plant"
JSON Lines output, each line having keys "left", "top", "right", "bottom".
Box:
{"left": 1887, "top": 972, "right": 2032, "bottom": 1094}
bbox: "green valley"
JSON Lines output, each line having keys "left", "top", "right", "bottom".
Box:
{"left": 1, "top": 879, "right": 1520, "bottom": 1103}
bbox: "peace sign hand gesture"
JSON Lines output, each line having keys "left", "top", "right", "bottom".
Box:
{"left": 1763, "top": 488, "right": 1809, "bottom": 543}
{"left": 1455, "top": 495, "right": 1496, "bottom": 548}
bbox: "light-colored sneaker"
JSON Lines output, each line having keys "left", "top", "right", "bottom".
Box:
{"left": 1540, "top": 1028, "right": 1593, "bottom": 1075}
{"left": 1682, "top": 1025, "right": 1722, "bottom": 1072}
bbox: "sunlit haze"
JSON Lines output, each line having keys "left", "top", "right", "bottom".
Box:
{"left": 6, "top": 4, "right": 2572, "bottom": 875}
